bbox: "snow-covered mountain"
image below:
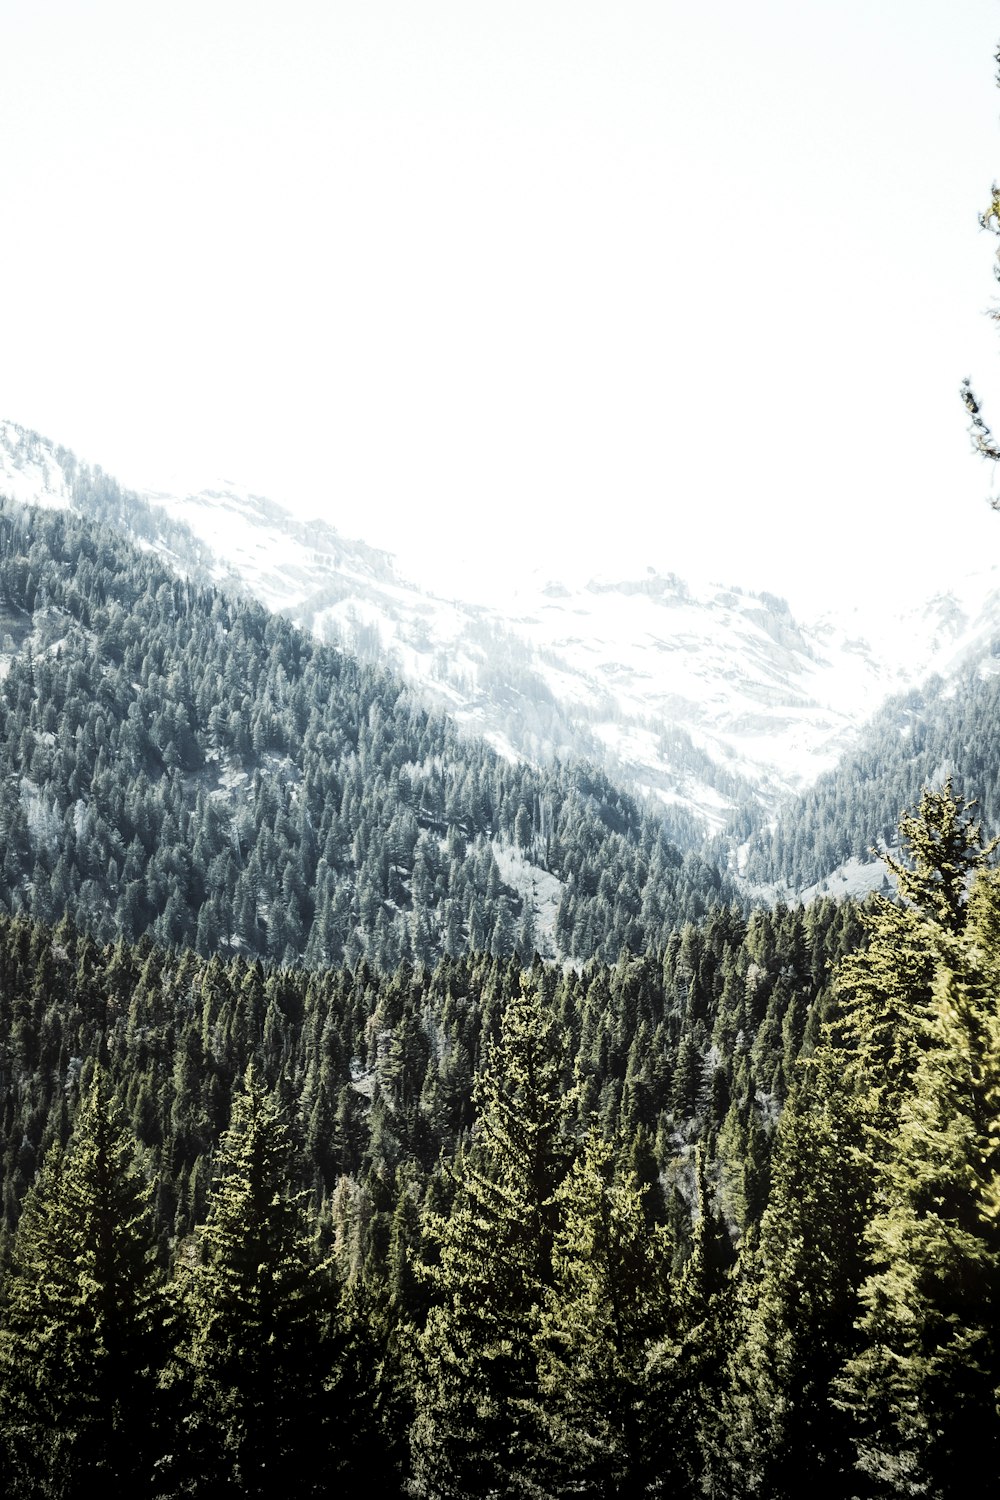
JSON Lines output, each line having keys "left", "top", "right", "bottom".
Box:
{"left": 4, "top": 418, "right": 1000, "bottom": 837}
{"left": 0, "top": 423, "right": 74, "bottom": 512}
{"left": 131, "top": 483, "right": 1000, "bottom": 832}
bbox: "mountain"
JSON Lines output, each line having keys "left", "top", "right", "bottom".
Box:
{"left": 139, "top": 475, "right": 981, "bottom": 834}
{"left": 6, "top": 418, "right": 1000, "bottom": 872}
{"left": 4, "top": 426, "right": 999, "bottom": 1493}
{"left": 741, "top": 647, "right": 1000, "bottom": 896}
{"left": 0, "top": 489, "right": 733, "bottom": 969}
{"left": 121, "top": 466, "right": 1000, "bottom": 838}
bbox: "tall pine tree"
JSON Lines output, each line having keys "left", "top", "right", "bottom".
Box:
{"left": 174, "top": 1064, "right": 338, "bottom": 1498}
{"left": 0, "top": 1069, "right": 167, "bottom": 1497}
{"left": 722, "top": 782, "right": 995, "bottom": 1496}
{"left": 838, "top": 867, "right": 1000, "bottom": 1496}
{"left": 409, "top": 978, "right": 570, "bottom": 1499}
{"left": 534, "top": 1132, "right": 671, "bottom": 1498}
{"left": 723, "top": 1053, "right": 868, "bottom": 1500}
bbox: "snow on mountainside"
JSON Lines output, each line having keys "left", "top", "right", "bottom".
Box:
{"left": 0, "top": 421, "right": 74, "bottom": 511}
{"left": 128, "top": 487, "right": 1000, "bottom": 831}
{"left": 4, "top": 419, "right": 1000, "bottom": 837}
{"left": 147, "top": 484, "right": 400, "bottom": 613}
{"left": 129, "top": 487, "right": 891, "bottom": 829}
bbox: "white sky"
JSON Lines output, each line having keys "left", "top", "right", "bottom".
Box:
{"left": 2, "top": 1, "right": 1000, "bottom": 616}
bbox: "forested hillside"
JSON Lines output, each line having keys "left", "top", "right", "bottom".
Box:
{"left": 0, "top": 498, "right": 728, "bottom": 970}
{"left": 5, "top": 378, "right": 1000, "bottom": 1500}
{"left": 3, "top": 485, "right": 1000, "bottom": 1495}
{"left": 0, "top": 881, "right": 858, "bottom": 1493}
{"left": 1, "top": 785, "right": 997, "bottom": 1495}
{"left": 740, "top": 655, "right": 1000, "bottom": 891}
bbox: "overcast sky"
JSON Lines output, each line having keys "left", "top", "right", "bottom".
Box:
{"left": 2, "top": 2, "right": 1000, "bottom": 615}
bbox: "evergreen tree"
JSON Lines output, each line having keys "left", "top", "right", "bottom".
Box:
{"left": 534, "top": 1133, "right": 671, "bottom": 1498}
{"left": 834, "top": 781, "right": 994, "bottom": 1161}
{"left": 724, "top": 782, "right": 996, "bottom": 1496}
{"left": 657, "top": 1146, "right": 733, "bottom": 1500}
{"left": 837, "top": 868, "right": 1000, "bottom": 1496}
{"left": 882, "top": 778, "right": 995, "bottom": 934}
{"left": 724, "top": 1053, "right": 867, "bottom": 1500}
{"left": 174, "top": 1065, "right": 337, "bottom": 1498}
{"left": 409, "top": 979, "right": 570, "bottom": 1499}
{"left": 0, "top": 1071, "right": 167, "bottom": 1497}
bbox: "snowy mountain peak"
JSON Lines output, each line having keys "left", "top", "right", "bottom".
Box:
{"left": 4, "top": 419, "right": 1000, "bottom": 841}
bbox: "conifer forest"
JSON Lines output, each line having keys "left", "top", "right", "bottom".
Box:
{"left": 2, "top": 479, "right": 1000, "bottom": 1498}
{"left": 5, "top": 19, "right": 1000, "bottom": 1500}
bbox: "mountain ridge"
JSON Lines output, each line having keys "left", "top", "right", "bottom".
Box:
{"left": 4, "top": 418, "right": 1000, "bottom": 851}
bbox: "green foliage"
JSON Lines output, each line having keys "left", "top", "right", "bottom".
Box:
{"left": 174, "top": 1066, "right": 336, "bottom": 1497}
{"left": 536, "top": 1134, "right": 671, "bottom": 1497}
{"left": 884, "top": 778, "right": 996, "bottom": 932}
{"left": 832, "top": 781, "right": 994, "bottom": 1157}
{"left": 409, "top": 981, "right": 570, "bottom": 1499}
{"left": 0, "top": 896, "right": 846, "bottom": 1281}
{"left": 724, "top": 1055, "right": 867, "bottom": 1499}
{"left": 655, "top": 1146, "right": 733, "bottom": 1499}
{"left": 719, "top": 779, "right": 999, "bottom": 1496}
{"left": 837, "top": 868, "right": 1000, "bottom": 1496}
{"left": 0, "top": 857, "right": 892, "bottom": 1494}
{"left": 0, "top": 1071, "right": 167, "bottom": 1496}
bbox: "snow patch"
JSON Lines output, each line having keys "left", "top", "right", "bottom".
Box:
{"left": 20, "top": 780, "right": 62, "bottom": 853}
{"left": 799, "top": 855, "right": 896, "bottom": 905}
{"left": 490, "top": 841, "right": 563, "bottom": 957}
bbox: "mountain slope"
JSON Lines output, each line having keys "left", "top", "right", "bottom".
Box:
{"left": 7, "top": 419, "right": 1000, "bottom": 862}
{"left": 141, "top": 478, "right": 945, "bottom": 832}
{"left": 741, "top": 650, "right": 1000, "bottom": 895}
{"left": 0, "top": 495, "right": 730, "bottom": 967}
{"left": 95, "top": 479, "right": 1000, "bottom": 836}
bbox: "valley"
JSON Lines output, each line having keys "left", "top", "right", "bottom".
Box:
{"left": 6, "top": 417, "right": 1000, "bottom": 869}
{"left": 0, "top": 420, "right": 998, "bottom": 1496}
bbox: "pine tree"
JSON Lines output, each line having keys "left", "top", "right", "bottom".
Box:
{"left": 534, "top": 1133, "right": 671, "bottom": 1498}
{"left": 657, "top": 1145, "right": 734, "bottom": 1500}
{"left": 0, "top": 1070, "right": 167, "bottom": 1497}
{"left": 882, "top": 779, "right": 995, "bottom": 935}
{"left": 834, "top": 781, "right": 994, "bottom": 1164}
{"left": 722, "top": 782, "right": 995, "bottom": 1497}
{"left": 723, "top": 1053, "right": 868, "bottom": 1500}
{"left": 174, "top": 1065, "right": 338, "bottom": 1498}
{"left": 409, "top": 978, "right": 570, "bottom": 1499}
{"left": 837, "top": 867, "right": 1000, "bottom": 1496}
